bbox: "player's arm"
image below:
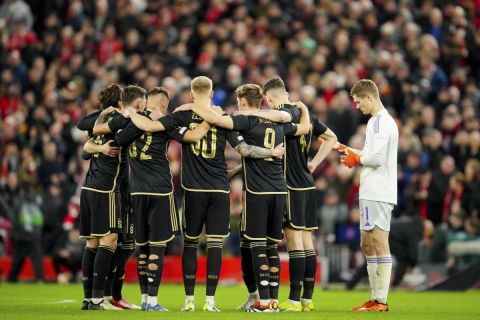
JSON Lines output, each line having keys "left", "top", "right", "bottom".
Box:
{"left": 83, "top": 138, "right": 119, "bottom": 157}
{"left": 359, "top": 133, "right": 389, "bottom": 167}
{"left": 237, "top": 109, "right": 292, "bottom": 123}
{"left": 127, "top": 107, "right": 167, "bottom": 132}
{"left": 228, "top": 165, "right": 243, "bottom": 181}
{"left": 235, "top": 142, "right": 284, "bottom": 159}
{"left": 293, "top": 101, "right": 310, "bottom": 135}
{"left": 116, "top": 122, "right": 143, "bottom": 146}
{"left": 182, "top": 121, "right": 211, "bottom": 143}
{"left": 189, "top": 104, "right": 234, "bottom": 129}
{"left": 308, "top": 128, "right": 338, "bottom": 172}
{"left": 93, "top": 106, "right": 116, "bottom": 135}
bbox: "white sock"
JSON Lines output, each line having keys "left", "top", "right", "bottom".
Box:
{"left": 366, "top": 256, "right": 377, "bottom": 300}
{"left": 376, "top": 255, "right": 392, "bottom": 304}
{"left": 141, "top": 294, "right": 148, "bottom": 304}
{"left": 84, "top": 298, "right": 91, "bottom": 302}
{"left": 288, "top": 299, "right": 300, "bottom": 304}
{"left": 249, "top": 290, "right": 259, "bottom": 298}
{"left": 205, "top": 295, "right": 214, "bottom": 305}
{"left": 260, "top": 299, "right": 270, "bottom": 306}
{"left": 147, "top": 295, "right": 158, "bottom": 306}
{"left": 91, "top": 298, "right": 103, "bottom": 304}
{"left": 104, "top": 296, "right": 112, "bottom": 301}
{"left": 185, "top": 295, "right": 194, "bottom": 303}
{"left": 301, "top": 298, "right": 311, "bottom": 304}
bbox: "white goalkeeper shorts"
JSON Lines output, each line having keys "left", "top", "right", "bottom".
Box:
{"left": 358, "top": 199, "right": 393, "bottom": 232}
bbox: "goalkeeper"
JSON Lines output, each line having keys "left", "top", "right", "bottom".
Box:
{"left": 336, "top": 79, "right": 399, "bottom": 312}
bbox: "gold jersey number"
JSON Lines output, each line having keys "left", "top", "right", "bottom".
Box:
{"left": 189, "top": 123, "right": 217, "bottom": 159}
{"left": 129, "top": 132, "right": 153, "bottom": 160}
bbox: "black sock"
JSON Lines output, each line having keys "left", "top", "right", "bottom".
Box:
{"left": 92, "top": 245, "right": 116, "bottom": 299}
{"left": 288, "top": 250, "right": 305, "bottom": 301}
{"left": 266, "top": 243, "right": 280, "bottom": 300}
{"left": 240, "top": 239, "right": 256, "bottom": 293}
{"left": 137, "top": 245, "right": 149, "bottom": 296}
{"left": 182, "top": 240, "right": 198, "bottom": 296}
{"left": 251, "top": 241, "right": 269, "bottom": 300}
{"left": 104, "top": 247, "right": 119, "bottom": 298}
{"left": 147, "top": 244, "right": 166, "bottom": 297}
{"left": 302, "top": 249, "right": 317, "bottom": 300}
{"left": 82, "top": 247, "right": 97, "bottom": 300}
{"left": 206, "top": 241, "right": 223, "bottom": 296}
{"left": 113, "top": 242, "right": 134, "bottom": 300}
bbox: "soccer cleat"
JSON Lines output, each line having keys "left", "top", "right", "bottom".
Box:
{"left": 102, "top": 300, "right": 123, "bottom": 310}
{"left": 365, "top": 301, "right": 389, "bottom": 312}
{"left": 181, "top": 300, "right": 195, "bottom": 311}
{"left": 236, "top": 293, "right": 259, "bottom": 310}
{"left": 145, "top": 303, "right": 169, "bottom": 311}
{"left": 352, "top": 299, "right": 376, "bottom": 311}
{"left": 246, "top": 301, "right": 272, "bottom": 312}
{"left": 270, "top": 300, "right": 279, "bottom": 312}
{"left": 87, "top": 301, "right": 105, "bottom": 310}
{"left": 111, "top": 298, "right": 141, "bottom": 310}
{"left": 81, "top": 300, "right": 89, "bottom": 310}
{"left": 279, "top": 300, "right": 302, "bottom": 312}
{"left": 141, "top": 302, "right": 147, "bottom": 310}
{"left": 301, "top": 299, "right": 314, "bottom": 312}
{"left": 203, "top": 302, "right": 220, "bottom": 312}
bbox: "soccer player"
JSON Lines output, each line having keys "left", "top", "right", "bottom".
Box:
{"left": 79, "top": 84, "right": 132, "bottom": 310}
{"left": 238, "top": 77, "right": 338, "bottom": 312}
{"left": 116, "top": 87, "right": 210, "bottom": 311}
{"left": 174, "top": 83, "right": 310, "bottom": 312}
{"left": 338, "top": 79, "right": 398, "bottom": 312}
{"left": 127, "top": 77, "right": 281, "bottom": 312}
{"left": 77, "top": 87, "right": 141, "bottom": 310}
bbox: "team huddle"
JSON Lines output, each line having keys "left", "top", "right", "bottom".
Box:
{"left": 78, "top": 77, "right": 398, "bottom": 313}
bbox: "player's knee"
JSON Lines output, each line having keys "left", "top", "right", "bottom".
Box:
{"left": 148, "top": 263, "right": 158, "bottom": 271}
{"left": 139, "top": 254, "right": 148, "bottom": 259}
{"left": 149, "top": 254, "right": 159, "bottom": 260}
{"left": 260, "top": 264, "right": 269, "bottom": 271}
{"left": 86, "top": 239, "right": 99, "bottom": 248}
{"left": 269, "top": 266, "right": 279, "bottom": 273}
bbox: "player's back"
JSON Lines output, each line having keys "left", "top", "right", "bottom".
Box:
{"left": 360, "top": 108, "right": 398, "bottom": 204}
{"left": 83, "top": 111, "right": 128, "bottom": 192}
{"left": 232, "top": 115, "right": 287, "bottom": 193}
{"left": 160, "top": 110, "right": 237, "bottom": 192}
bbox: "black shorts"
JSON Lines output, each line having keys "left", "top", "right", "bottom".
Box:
{"left": 119, "top": 189, "right": 135, "bottom": 242}
{"left": 241, "top": 191, "right": 286, "bottom": 242}
{"left": 285, "top": 188, "right": 318, "bottom": 230}
{"left": 79, "top": 189, "right": 122, "bottom": 238}
{"left": 132, "top": 193, "right": 179, "bottom": 245}
{"left": 182, "top": 191, "right": 230, "bottom": 239}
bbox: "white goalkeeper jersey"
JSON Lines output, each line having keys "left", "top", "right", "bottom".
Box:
{"left": 359, "top": 108, "right": 398, "bottom": 205}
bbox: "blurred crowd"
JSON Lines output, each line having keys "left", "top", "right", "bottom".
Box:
{"left": 0, "top": 0, "right": 479, "bottom": 284}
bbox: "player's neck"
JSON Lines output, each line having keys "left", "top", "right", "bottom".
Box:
{"left": 193, "top": 97, "right": 211, "bottom": 107}
{"left": 370, "top": 102, "right": 384, "bottom": 117}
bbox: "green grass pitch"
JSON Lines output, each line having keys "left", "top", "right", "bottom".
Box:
{"left": 0, "top": 283, "right": 479, "bottom": 319}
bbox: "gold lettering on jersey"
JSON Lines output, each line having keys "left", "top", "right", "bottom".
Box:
{"left": 117, "top": 219, "right": 122, "bottom": 229}
{"left": 263, "top": 128, "right": 275, "bottom": 161}
{"left": 188, "top": 123, "right": 217, "bottom": 158}
{"left": 191, "top": 113, "right": 203, "bottom": 121}
{"left": 259, "top": 118, "right": 275, "bottom": 124}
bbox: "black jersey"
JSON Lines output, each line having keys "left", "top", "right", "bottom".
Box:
{"left": 116, "top": 110, "right": 184, "bottom": 194}
{"left": 278, "top": 103, "right": 301, "bottom": 124}
{"left": 82, "top": 111, "right": 129, "bottom": 192}
{"left": 285, "top": 110, "right": 328, "bottom": 189}
{"left": 231, "top": 115, "right": 297, "bottom": 194}
{"left": 159, "top": 110, "right": 242, "bottom": 192}
{"left": 77, "top": 110, "right": 101, "bottom": 136}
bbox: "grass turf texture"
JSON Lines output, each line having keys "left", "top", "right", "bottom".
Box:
{"left": 0, "top": 283, "right": 478, "bottom": 319}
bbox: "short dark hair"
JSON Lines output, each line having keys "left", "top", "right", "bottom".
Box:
{"left": 121, "top": 85, "right": 146, "bottom": 106}
{"left": 98, "top": 84, "right": 122, "bottom": 110}
{"left": 263, "top": 77, "right": 286, "bottom": 94}
{"left": 147, "top": 87, "right": 169, "bottom": 100}
{"left": 236, "top": 84, "right": 263, "bottom": 108}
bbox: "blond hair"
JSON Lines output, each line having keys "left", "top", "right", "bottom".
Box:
{"left": 350, "top": 79, "right": 379, "bottom": 99}
{"left": 191, "top": 76, "right": 213, "bottom": 95}
{"left": 236, "top": 84, "right": 263, "bottom": 108}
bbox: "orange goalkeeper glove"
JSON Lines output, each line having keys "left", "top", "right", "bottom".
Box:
{"left": 340, "top": 147, "right": 361, "bottom": 168}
